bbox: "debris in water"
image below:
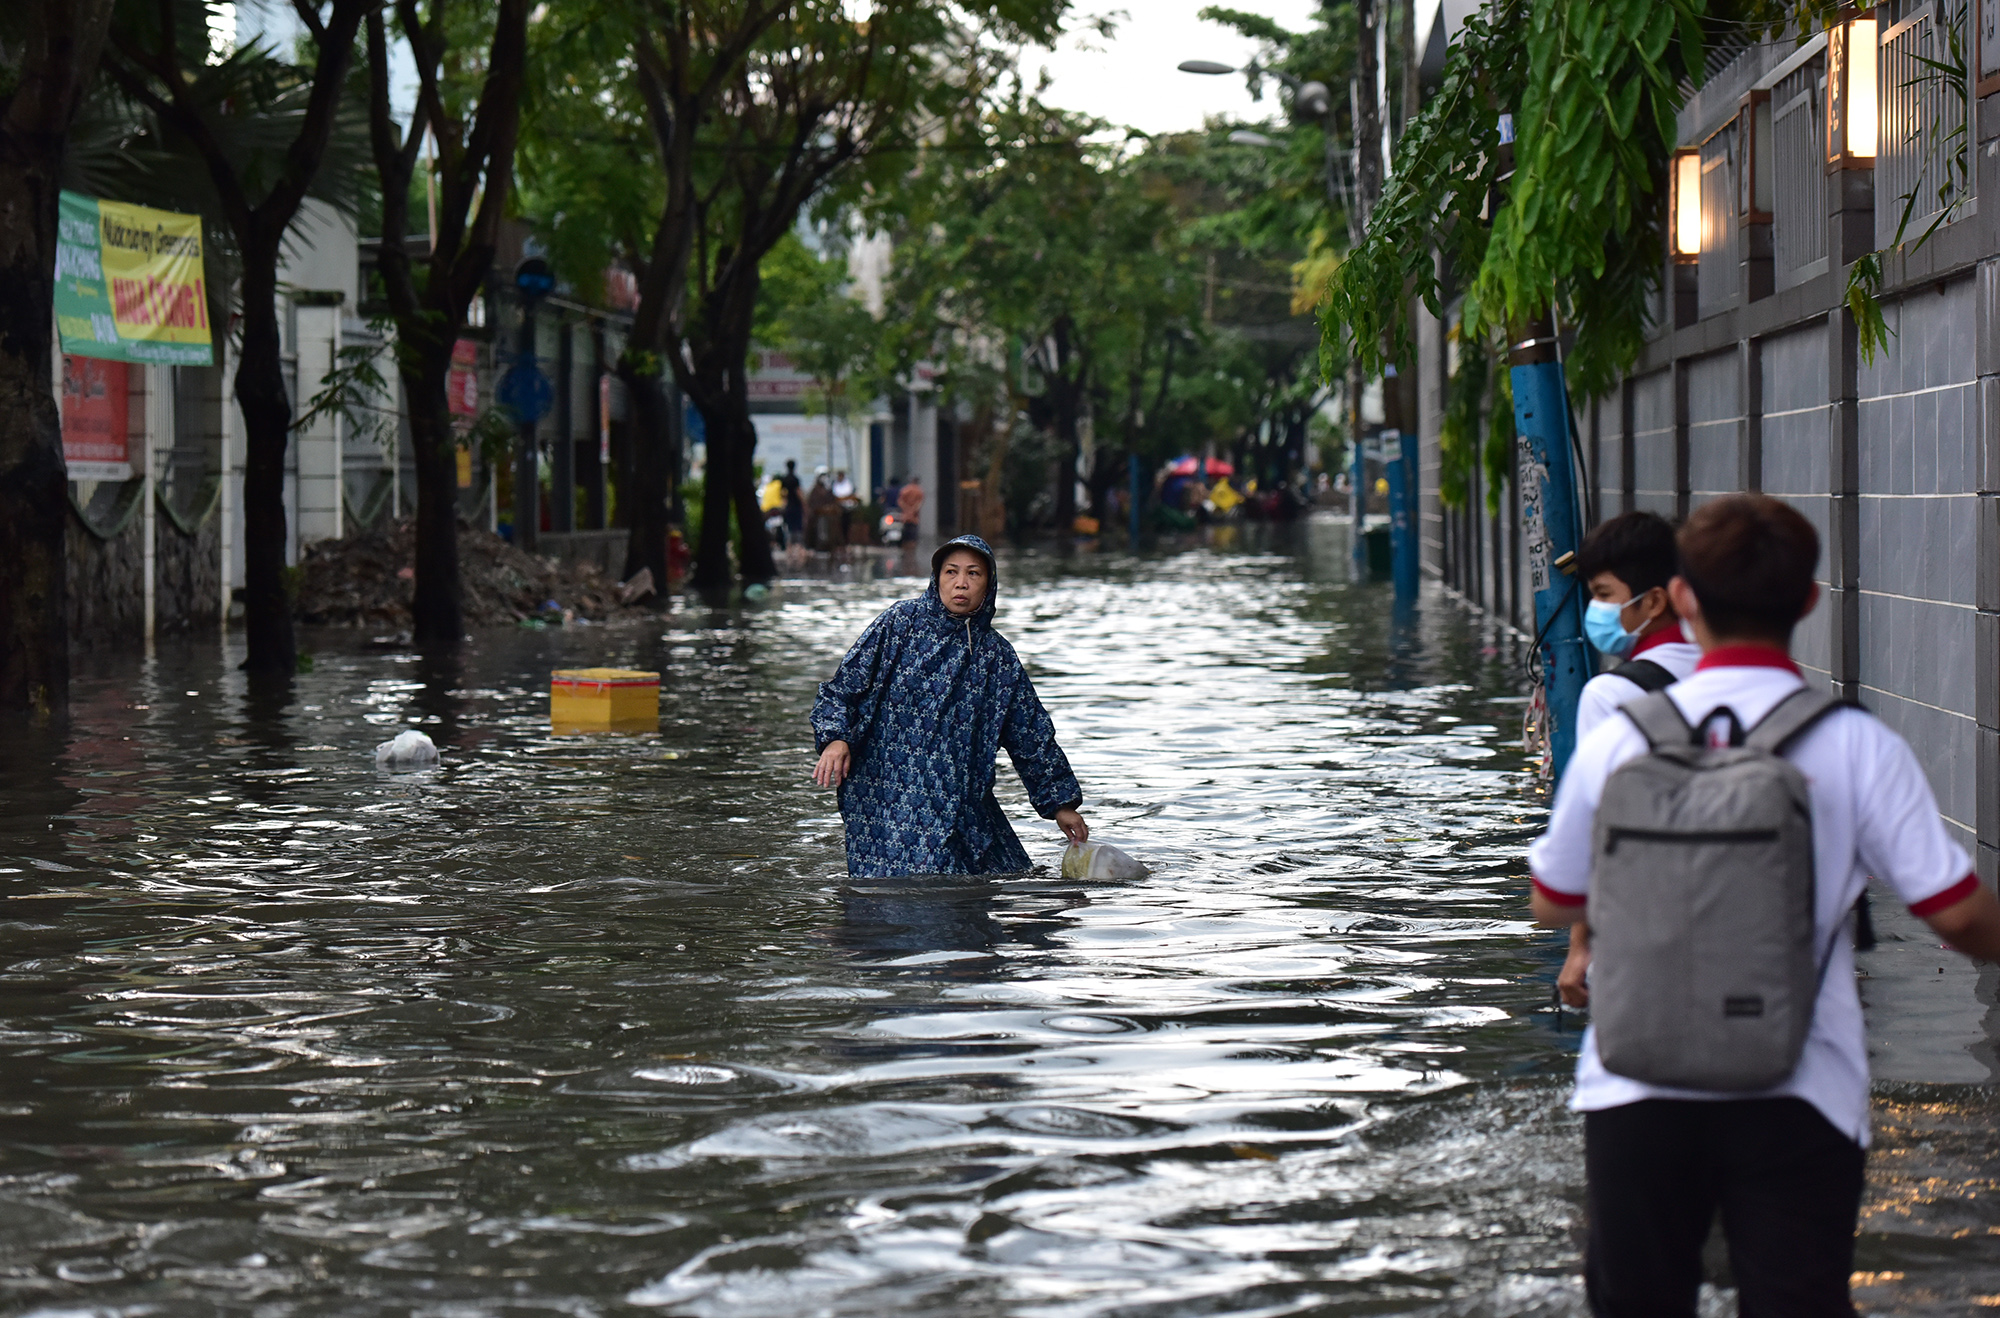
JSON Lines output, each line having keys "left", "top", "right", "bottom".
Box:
{"left": 374, "top": 729, "right": 441, "bottom": 769}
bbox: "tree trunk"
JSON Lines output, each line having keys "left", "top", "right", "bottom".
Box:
{"left": 683, "top": 275, "right": 773, "bottom": 591}
{"left": 691, "top": 404, "right": 734, "bottom": 591}
{"left": 619, "top": 362, "right": 670, "bottom": 587}
{"left": 1051, "top": 382, "right": 1081, "bottom": 531}
{"left": 0, "top": 208, "right": 72, "bottom": 718}
{"left": 0, "top": 0, "right": 117, "bottom": 720}
{"left": 728, "top": 404, "right": 774, "bottom": 583}
{"left": 235, "top": 256, "right": 297, "bottom": 672}
{"left": 405, "top": 352, "right": 463, "bottom": 645}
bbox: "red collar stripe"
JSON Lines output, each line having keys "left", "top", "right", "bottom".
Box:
{"left": 1695, "top": 645, "right": 1801, "bottom": 675}
{"left": 1630, "top": 629, "right": 1681, "bottom": 660}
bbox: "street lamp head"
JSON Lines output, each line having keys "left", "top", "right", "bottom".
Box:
{"left": 1228, "top": 129, "right": 1276, "bottom": 148}
{"left": 1294, "top": 80, "right": 1331, "bottom": 119}
{"left": 1178, "top": 59, "right": 1236, "bottom": 75}
{"left": 514, "top": 257, "right": 555, "bottom": 301}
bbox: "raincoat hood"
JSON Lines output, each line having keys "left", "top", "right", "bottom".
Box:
{"left": 927, "top": 534, "right": 998, "bottom": 629}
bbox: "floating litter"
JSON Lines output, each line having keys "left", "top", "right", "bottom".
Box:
{"left": 551, "top": 668, "right": 660, "bottom": 733}
{"left": 1060, "top": 840, "right": 1150, "bottom": 879}
{"left": 374, "top": 729, "right": 440, "bottom": 768}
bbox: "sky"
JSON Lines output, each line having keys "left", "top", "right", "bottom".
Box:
{"left": 1025, "top": 2, "right": 1326, "bottom": 138}
{"left": 225, "top": 0, "right": 1322, "bottom": 141}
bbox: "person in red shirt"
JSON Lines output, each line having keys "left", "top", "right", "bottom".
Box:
{"left": 896, "top": 474, "right": 924, "bottom": 537}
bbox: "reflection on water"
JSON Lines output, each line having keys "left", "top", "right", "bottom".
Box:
{"left": 0, "top": 518, "right": 1991, "bottom": 1316}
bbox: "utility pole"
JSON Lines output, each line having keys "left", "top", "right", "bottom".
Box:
{"left": 1348, "top": 0, "right": 1382, "bottom": 575}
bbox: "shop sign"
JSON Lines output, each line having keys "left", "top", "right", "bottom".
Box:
{"left": 54, "top": 191, "right": 213, "bottom": 367}
{"left": 61, "top": 355, "right": 132, "bottom": 481}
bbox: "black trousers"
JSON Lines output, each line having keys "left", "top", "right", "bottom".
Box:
{"left": 1584, "top": 1097, "right": 1865, "bottom": 1318}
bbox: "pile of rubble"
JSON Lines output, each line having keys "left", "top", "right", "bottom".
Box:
{"left": 295, "top": 518, "right": 653, "bottom": 628}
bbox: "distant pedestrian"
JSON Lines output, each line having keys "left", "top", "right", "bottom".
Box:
{"left": 760, "top": 473, "right": 788, "bottom": 551}
{"left": 897, "top": 474, "right": 924, "bottom": 537}
{"left": 806, "top": 470, "right": 838, "bottom": 552}
{"left": 810, "top": 534, "right": 1088, "bottom": 876}
{"left": 1528, "top": 494, "right": 2000, "bottom": 1318}
{"left": 1559, "top": 511, "right": 1701, "bottom": 1008}
{"left": 780, "top": 460, "right": 805, "bottom": 545}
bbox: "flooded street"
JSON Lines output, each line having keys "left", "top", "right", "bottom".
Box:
{"left": 1, "top": 519, "right": 1994, "bottom": 1316}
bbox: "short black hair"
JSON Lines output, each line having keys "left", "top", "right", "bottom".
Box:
{"left": 1575, "top": 511, "right": 1679, "bottom": 596}
{"left": 1678, "top": 495, "right": 1820, "bottom": 642}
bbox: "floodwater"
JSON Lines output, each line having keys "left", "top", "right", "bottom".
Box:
{"left": 1, "top": 517, "right": 1994, "bottom": 1317}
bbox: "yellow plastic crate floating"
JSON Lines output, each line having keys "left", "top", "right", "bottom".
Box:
{"left": 550, "top": 668, "right": 660, "bottom": 733}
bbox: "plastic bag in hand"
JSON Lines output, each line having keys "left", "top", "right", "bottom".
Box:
{"left": 1060, "top": 840, "right": 1149, "bottom": 879}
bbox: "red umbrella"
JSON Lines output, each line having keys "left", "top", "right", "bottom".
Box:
{"left": 1168, "top": 456, "right": 1235, "bottom": 478}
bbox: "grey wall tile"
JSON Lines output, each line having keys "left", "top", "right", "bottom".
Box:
{"left": 1689, "top": 351, "right": 1740, "bottom": 424}
{"left": 1915, "top": 390, "right": 1940, "bottom": 494}
{"left": 1764, "top": 322, "right": 1828, "bottom": 415}
{"left": 1860, "top": 398, "right": 1892, "bottom": 492}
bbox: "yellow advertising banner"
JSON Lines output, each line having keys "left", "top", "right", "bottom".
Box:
{"left": 55, "top": 191, "right": 213, "bottom": 366}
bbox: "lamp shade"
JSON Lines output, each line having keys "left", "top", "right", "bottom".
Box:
{"left": 1828, "top": 9, "right": 1878, "bottom": 166}
{"left": 1673, "top": 150, "right": 1702, "bottom": 259}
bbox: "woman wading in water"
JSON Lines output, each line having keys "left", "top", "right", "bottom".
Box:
{"left": 810, "top": 535, "right": 1089, "bottom": 877}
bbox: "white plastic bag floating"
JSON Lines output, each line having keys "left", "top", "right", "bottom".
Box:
{"left": 1061, "top": 840, "right": 1149, "bottom": 879}
{"left": 374, "top": 729, "right": 440, "bottom": 769}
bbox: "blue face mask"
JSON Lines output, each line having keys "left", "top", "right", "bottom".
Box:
{"left": 1585, "top": 598, "right": 1639, "bottom": 658}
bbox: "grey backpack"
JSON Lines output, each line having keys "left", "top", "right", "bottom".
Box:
{"left": 1588, "top": 687, "right": 1846, "bottom": 1091}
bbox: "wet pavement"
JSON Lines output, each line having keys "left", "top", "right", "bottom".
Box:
{"left": 0, "top": 518, "right": 1994, "bottom": 1316}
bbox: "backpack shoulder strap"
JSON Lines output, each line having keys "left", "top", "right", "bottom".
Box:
{"left": 1610, "top": 658, "right": 1675, "bottom": 692}
{"left": 1743, "top": 687, "right": 1845, "bottom": 755}
{"left": 1619, "top": 689, "right": 1695, "bottom": 750}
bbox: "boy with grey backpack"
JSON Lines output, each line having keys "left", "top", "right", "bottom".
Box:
{"left": 1527, "top": 496, "right": 2000, "bottom": 1317}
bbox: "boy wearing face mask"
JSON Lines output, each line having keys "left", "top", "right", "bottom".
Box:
{"left": 1559, "top": 512, "right": 1700, "bottom": 1008}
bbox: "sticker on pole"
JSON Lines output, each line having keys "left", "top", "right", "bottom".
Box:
{"left": 54, "top": 191, "right": 214, "bottom": 367}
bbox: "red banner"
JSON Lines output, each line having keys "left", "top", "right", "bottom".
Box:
{"left": 61, "top": 354, "right": 131, "bottom": 479}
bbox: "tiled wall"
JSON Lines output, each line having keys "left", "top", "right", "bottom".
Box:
{"left": 1686, "top": 350, "right": 1741, "bottom": 507}
{"left": 1856, "top": 277, "right": 1981, "bottom": 847}
{"left": 1590, "top": 392, "right": 1624, "bottom": 518}
{"left": 1760, "top": 322, "right": 1833, "bottom": 683}
{"left": 1631, "top": 370, "right": 1676, "bottom": 517}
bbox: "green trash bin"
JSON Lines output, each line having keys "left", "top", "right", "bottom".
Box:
{"left": 1364, "top": 526, "right": 1393, "bottom": 578}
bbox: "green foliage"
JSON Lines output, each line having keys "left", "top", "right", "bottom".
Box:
{"left": 1327, "top": 0, "right": 1819, "bottom": 399}
{"left": 1437, "top": 335, "right": 1518, "bottom": 515}
{"left": 76, "top": 0, "right": 370, "bottom": 321}
{"left": 757, "top": 233, "right": 881, "bottom": 424}
{"left": 295, "top": 317, "right": 396, "bottom": 450}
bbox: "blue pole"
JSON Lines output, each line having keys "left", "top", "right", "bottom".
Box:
{"left": 1510, "top": 336, "right": 1591, "bottom": 779}
{"left": 1128, "top": 452, "right": 1142, "bottom": 543}
{"left": 1350, "top": 434, "right": 1367, "bottom": 571}
{"left": 1387, "top": 428, "right": 1419, "bottom": 599}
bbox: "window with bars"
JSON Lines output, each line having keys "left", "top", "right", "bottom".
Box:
{"left": 1877, "top": 3, "right": 1971, "bottom": 250}
{"left": 1698, "top": 123, "right": 1739, "bottom": 316}
{"left": 1771, "top": 56, "right": 1828, "bottom": 287}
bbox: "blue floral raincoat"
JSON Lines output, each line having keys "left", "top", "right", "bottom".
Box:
{"left": 811, "top": 535, "right": 1082, "bottom": 877}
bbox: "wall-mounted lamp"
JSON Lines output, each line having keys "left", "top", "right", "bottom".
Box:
{"left": 1827, "top": 7, "right": 1877, "bottom": 168}
{"left": 1738, "top": 91, "right": 1773, "bottom": 220}
{"left": 1672, "top": 148, "right": 1701, "bottom": 262}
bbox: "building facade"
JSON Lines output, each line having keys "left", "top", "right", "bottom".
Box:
{"left": 1419, "top": 5, "right": 2000, "bottom": 883}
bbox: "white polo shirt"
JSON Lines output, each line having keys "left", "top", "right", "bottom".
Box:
{"left": 1527, "top": 645, "right": 1975, "bottom": 1145}
{"left": 1573, "top": 631, "right": 1703, "bottom": 745}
